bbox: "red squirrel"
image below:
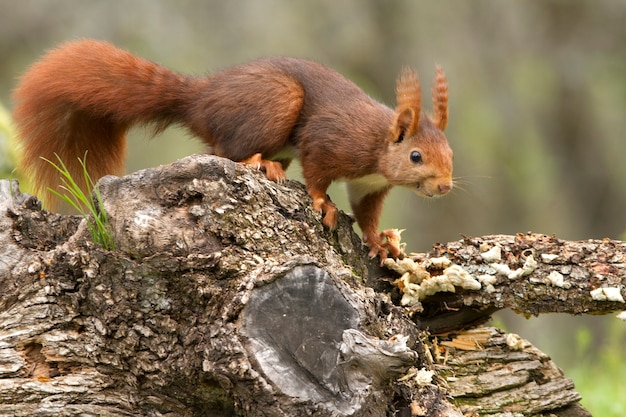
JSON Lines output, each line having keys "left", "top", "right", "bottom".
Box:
{"left": 12, "top": 39, "right": 453, "bottom": 259}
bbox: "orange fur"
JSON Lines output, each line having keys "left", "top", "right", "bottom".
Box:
{"left": 12, "top": 39, "right": 453, "bottom": 259}
{"left": 431, "top": 65, "right": 449, "bottom": 131}
{"left": 393, "top": 68, "right": 421, "bottom": 138}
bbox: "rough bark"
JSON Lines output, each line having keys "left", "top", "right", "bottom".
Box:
{"left": 385, "top": 233, "right": 626, "bottom": 334}
{"left": 1, "top": 154, "right": 618, "bottom": 416}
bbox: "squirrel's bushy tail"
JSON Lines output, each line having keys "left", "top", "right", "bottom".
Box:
{"left": 12, "top": 40, "right": 192, "bottom": 208}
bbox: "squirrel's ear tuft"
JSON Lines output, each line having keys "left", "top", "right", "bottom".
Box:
{"left": 431, "top": 65, "right": 448, "bottom": 131}
{"left": 391, "top": 68, "right": 421, "bottom": 142}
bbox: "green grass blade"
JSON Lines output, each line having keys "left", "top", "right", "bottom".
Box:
{"left": 43, "top": 152, "right": 115, "bottom": 250}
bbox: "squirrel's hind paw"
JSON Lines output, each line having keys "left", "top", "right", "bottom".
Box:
{"left": 240, "top": 153, "right": 286, "bottom": 181}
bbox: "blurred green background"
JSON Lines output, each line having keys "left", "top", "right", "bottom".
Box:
{"left": 1, "top": 1, "right": 625, "bottom": 414}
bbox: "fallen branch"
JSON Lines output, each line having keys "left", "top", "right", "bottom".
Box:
{"left": 381, "top": 233, "right": 625, "bottom": 333}
{"left": 0, "top": 155, "right": 612, "bottom": 416}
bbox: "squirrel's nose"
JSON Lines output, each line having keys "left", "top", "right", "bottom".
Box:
{"left": 438, "top": 182, "right": 452, "bottom": 194}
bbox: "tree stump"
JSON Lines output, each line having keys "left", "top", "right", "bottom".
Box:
{"left": 1, "top": 154, "right": 619, "bottom": 416}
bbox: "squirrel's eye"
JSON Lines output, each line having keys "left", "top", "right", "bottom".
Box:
{"left": 410, "top": 151, "right": 422, "bottom": 164}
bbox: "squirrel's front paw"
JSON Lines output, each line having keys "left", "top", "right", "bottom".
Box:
{"left": 312, "top": 197, "right": 338, "bottom": 229}
{"left": 365, "top": 229, "right": 405, "bottom": 263}
{"left": 379, "top": 229, "right": 404, "bottom": 259}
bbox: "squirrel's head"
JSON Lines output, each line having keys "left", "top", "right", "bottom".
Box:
{"left": 381, "top": 66, "right": 453, "bottom": 198}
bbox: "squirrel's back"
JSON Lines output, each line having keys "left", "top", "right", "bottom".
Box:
{"left": 187, "top": 56, "right": 393, "bottom": 174}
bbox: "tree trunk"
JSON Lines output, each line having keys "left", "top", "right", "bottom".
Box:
{"left": 1, "top": 154, "right": 616, "bottom": 416}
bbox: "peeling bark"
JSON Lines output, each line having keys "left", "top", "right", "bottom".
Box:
{"left": 432, "top": 327, "right": 590, "bottom": 417}
{"left": 0, "top": 154, "right": 613, "bottom": 416}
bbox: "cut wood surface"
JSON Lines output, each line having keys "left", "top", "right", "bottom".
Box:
{"left": 1, "top": 155, "right": 618, "bottom": 416}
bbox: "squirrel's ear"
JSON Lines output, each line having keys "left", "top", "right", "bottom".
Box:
{"left": 390, "top": 68, "right": 421, "bottom": 142}
{"left": 431, "top": 65, "right": 448, "bottom": 131}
